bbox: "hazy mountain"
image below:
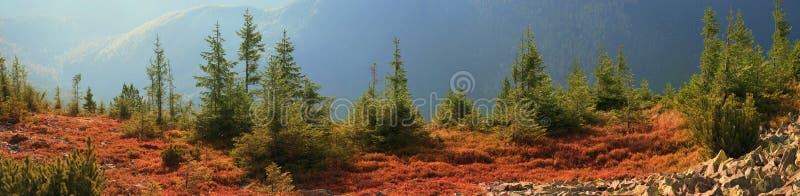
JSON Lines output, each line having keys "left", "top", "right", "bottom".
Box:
{"left": 1, "top": 0, "right": 799, "bottom": 116}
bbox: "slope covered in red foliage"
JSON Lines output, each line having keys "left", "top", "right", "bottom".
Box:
{"left": 0, "top": 114, "right": 251, "bottom": 195}
{"left": 297, "top": 107, "right": 703, "bottom": 195}
{"left": 0, "top": 107, "right": 701, "bottom": 195}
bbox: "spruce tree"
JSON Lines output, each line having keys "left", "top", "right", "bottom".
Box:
{"left": 111, "top": 84, "right": 142, "bottom": 120}
{"left": 769, "top": 0, "right": 792, "bottom": 81}
{"left": 98, "top": 101, "right": 105, "bottom": 116}
{"left": 83, "top": 87, "right": 96, "bottom": 114}
{"left": 0, "top": 55, "right": 8, "bottom": 99}
{"left": 69, "top": 74, "right": 81, "bottom": 116}
{"left": 565, "top": 64, "right": 594, "bottom": 125}
{"left": 678, "top": 8, "right": 763, "bottom": 158}
{"left": 593, "top": 48, "right": 623, "bottom": 110}
{"left": 260, "top": 30, "right": 305, "bottom": 132}
{"left": 700, "top": 8, "right": 722, "bottom": 85}
{"left": 10, "top": 56, "right": 25, "bottom": 97}
{"left": 194, "top": 22, "right": 251, "bottom": 145}
{"left": 383, "top": 38, "right": 424, "bottom": 147}
{"left": 167, "top": 54, "right": 178, "bottom": 124}
{"left": 54, "top": 86, "right": 62, "bottom": 111}
{"left": 433, "top": 88, "right": 476, "bottom": 129}
{"left": 146, "top": 36, "right": 170, "bottom": 125}
{"left": 237, "top": 8, "right": 265, "bottom": 94}
{"left": 234, "top": 30, "right": 331, "bottom": 176}
{"left": 793, "top": 42, "right": 800, "bottom": 80}
{"left": 492, "top": 77, "right": 512, "bottom": 126}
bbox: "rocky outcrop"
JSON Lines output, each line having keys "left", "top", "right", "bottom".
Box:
{"left": 486, "top": 114, "right": 800, "bottom": 195}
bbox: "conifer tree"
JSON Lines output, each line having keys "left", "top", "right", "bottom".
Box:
{"left": 0, "top": 55, "right": 8, "bottom": 99}
{"left": 769, "top": 0, "right": 792, "bottom": 81}
{"left": 194, "top": 22, "right": 251, "bottom": 145}
{"left": 700, "top": 8, "right": 722, "bottom": 85}
{"left": 69, "top": 74, "right": 82, "bottom": 116}
{"left": 10, "top": 56, "right": 25, "bottom": 96}
{"left": 564, "top": 64, "right": 595, "bottom": 125}
{"left": 234, "top": 30, "right": 332, "bottom": 176}
{"left": 146, "top": 36, "right": 170, "bottom": 125}
{"left": 111, "top": 84, "right": 142, "bottom": 120}
{"left": 663, "top": 83, "right": 675, "bottom": 99}
{"left": 54, "top": 86, "right": 62, "bottom": 111}
{"left": 237, "top": 9, "right": 265, "bottom": 94}
{"left": 493, "top": 27, "right": 575, "bottom": 142}
{"left": 167, "top": 54, "right": 178, "bottom": 124}
{"left": 83, "top": 87, "right": 96, "bottom": 114}
{"left": 678, "top": 8, "right": 763, "bottom": 158}
{"left": 98, "top": 101, "right": 105, "bottom": 115}
{"left": 382, "top": 38, "right": 424, "bottom": 147}
{"left": 433, "top": 88, "right": 476, "bottom": 129}
{"left": 793, "top": 42, "right": 800, "bottom": 80}
{"left": 492, "top": 77, "right": 512, "bottom": 126}
{"left": 593, "top": 48, "right": 623, "bottom": 110}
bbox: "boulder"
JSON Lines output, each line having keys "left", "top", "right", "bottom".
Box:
{"left": 632, "top": 185, "right": 659, "bottom": 196}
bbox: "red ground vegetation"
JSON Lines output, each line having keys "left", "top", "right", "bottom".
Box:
{"left": 297, "top": 106, "right": 703, "bottom": 195}
{"left": 0, "top": 114, "right": 251, "bottom": 195}
{"left": 0, "top": 106, "right": 702, "bottom": 195}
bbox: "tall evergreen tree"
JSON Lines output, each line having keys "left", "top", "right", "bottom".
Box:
{"left": 493, "top": 27, "right": 574, "bottom": 140}
{"left": 83, "top": 87, "right": 96, "bottom": 114}
{"left": 769, "top": 0, "right": 792, "bottom": 81}
{"left": 565, "top": 64, "right": 595, "bottom": 125}
{"left": 700, "top": 8, "right": 722, "bottom": 85}
{"left": 167, "top": 50, "right": 178, "bottom": 124}
{"left": 593, "top": 48, "right": 623, "bottom": 110}
{"left": 383, "top": 38, "right": 424, "bottom": 146}
{"left": 69, "top": 74, "right": 81, "bottom": 116}
{"left": 54, "top": 86, "right": 62, "bottom": 111}
{"left": 194, "top": 22, "right": 251, "bottom": 145}
{"left": 10, "top": 56, "right": 25, "bottom": 97}
{"left": 237, "top": 9, "right": 266, "bottom": 94}
{"left": 261, "top": 30, "right": 306, "bottom": 131}
{"left": 146, "top": 36, "right": 170, "bottom": 125}
{"left": 0, "top": 55, "right": 9, "bottom": 99}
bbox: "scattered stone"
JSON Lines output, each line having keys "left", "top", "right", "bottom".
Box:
{"left": 487, "top": 113, "right": 800, "bottom": 195}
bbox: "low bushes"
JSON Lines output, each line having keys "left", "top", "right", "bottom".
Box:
{"left": 0, "top": 139, "right": 106, "bottom": 195}
{"left": 160, "top": 144, "right": 199, "bottom": 168}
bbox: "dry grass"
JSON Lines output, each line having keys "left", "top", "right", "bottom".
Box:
{"left": 297, "top": 106, "right": 703, "bottom": 195}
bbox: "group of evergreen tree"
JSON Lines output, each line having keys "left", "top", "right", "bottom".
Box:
{"left": 0, "top": 55, "right": 48, "bottom": 123}
{"left": 447, "top": 27, "right": 655, "bottom": 144}
{"left": 677, "top": 1, "right": 800, "bottom": 158}
{"left": 346, "top": 39, "right": 428, "bottom": 152}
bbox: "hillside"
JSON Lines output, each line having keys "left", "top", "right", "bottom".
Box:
{"left": 488, "top": 113, "right": 800, "bottom": 195}
{"left": 0, "top": 107, "right": 702, "bottom": 195}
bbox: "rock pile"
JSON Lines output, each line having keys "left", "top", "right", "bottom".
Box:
{"left": 486, "top": 114, "right": 800, "bottom": 195}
